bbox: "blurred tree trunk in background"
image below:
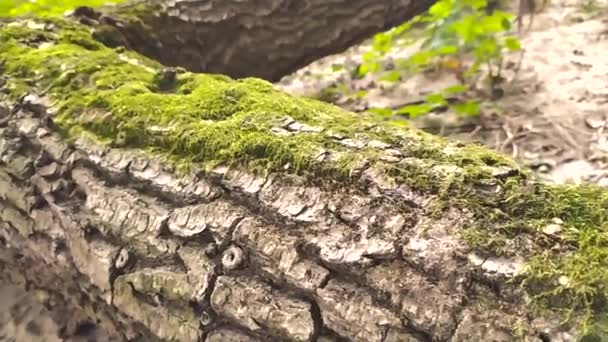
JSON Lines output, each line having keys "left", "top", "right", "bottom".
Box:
{"left": 77, "top": 0, "right": 437, "bottom": 81}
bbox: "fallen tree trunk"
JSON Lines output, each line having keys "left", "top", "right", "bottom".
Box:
{"left": 0, "top": 15, "right": 605, "bottom": 342}
{"left": 69, "top": 0, "right": 436, "bottom": 81}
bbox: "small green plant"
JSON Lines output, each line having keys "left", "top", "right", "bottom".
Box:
{"left": 347, "top": 0, "right": 524, "bottom": 121}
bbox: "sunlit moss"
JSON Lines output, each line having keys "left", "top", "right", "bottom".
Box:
{"left": 0, "top": 0, "right": 126, "bottom": 18}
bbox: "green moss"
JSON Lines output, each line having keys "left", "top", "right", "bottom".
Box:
{"left": 459, "top": 179, "right": 608, "bottom": 337}
{"left": 506, "top": 185, "right": 608, "bottom": 322}
{"left": 1, "top": 17, "right": 608, "bottom": 337}
{"left": 0, "top": 17, "right": 410, "bottom": 178}
{"left": 0, "top": 0, "right": 126, "bottom": 18}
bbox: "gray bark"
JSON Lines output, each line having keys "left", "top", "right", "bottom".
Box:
{"left": 71, "top": 0, "right": 436, "bottom": 81}
{"left": 0, "top": 97, "right": 578, "bottom": 341}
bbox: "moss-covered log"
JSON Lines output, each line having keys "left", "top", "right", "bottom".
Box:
{"left": 65, "top": 0, "right": 437, "bottom": 81}
{"left": 1, "top": 16, "right": 607, "bottom": 342}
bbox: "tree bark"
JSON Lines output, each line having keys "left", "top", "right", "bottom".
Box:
{"left": 2, "top": 98, "right": 581, "bottom": 342}
{"left": 0, "top": 13, "right": 596, "bottom": 342}
{"left": 69, "top": 0, "right": 436, "bottom": 82}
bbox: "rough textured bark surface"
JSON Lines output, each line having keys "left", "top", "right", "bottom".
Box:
{"left": 0, "top": 13, "right": 599, "bottom": 342}
{"left": 71, "top": 0, "right": 436, "bottom": 81}
{"left": 0, "top": 97, "right": 579, "bottom": 342}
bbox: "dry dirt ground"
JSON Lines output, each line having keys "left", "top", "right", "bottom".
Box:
{"left": 278, "top": 0, "right": 608, "bottom": 186}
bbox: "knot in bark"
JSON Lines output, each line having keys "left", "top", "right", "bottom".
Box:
{"left": 222, "top": 245, "right": 244, "bottom": 270}
{"left": 115, "top": 248, "right": 129, "bottom": 269}
{"left": 200, "top": 310, "right": 213, "bottom": 326}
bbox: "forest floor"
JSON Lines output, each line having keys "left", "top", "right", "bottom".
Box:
{"left": 278, "top": 0, "right": 608, "bottom": 186}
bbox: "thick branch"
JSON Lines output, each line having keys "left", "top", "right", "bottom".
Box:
{"left": 71, "top": 0, "right": 436, "bottom": 81}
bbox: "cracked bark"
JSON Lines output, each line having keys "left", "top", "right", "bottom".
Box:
{"left": 71, "top": 0, "right": 437, "bottom": 81}
{"left": 0, "top": 98, "right": 580, "bottom": 341}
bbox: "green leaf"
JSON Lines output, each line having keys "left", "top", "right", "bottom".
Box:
{"left": 380, "top": 71, "right": 402, "bottom": 82}
{"left": 357, "top": 62, "right": 379, "bottom": 77}
{"left": 368, "top": 108, "right": 394, "bottom": 117}
{"left": 372, "top": 32, "right": 394, "bottom": 54}
{"left": 443, "top": 84, "right": 468, "bottom": 95}
{"left": 392, "top": 21, "right": 414, "bottom": 36}
{"left": 437, "top": 44, "right": 458, "bottom": 55}
{"left": 449, "top": 15, "right": 477, "bottom": 44}
{"left": 409, "top": 51, "right": 434, "bottom": 66}
{"left": 397, "top": 103, "right": 434, "bottom": 118}
{"left": 425, "top": 93, "right": 447, "bottom": 105}
{"left": 429, "top": 0, "right": 455, "bottom": 19}
{"left": 474, "top": 38, "right": 500, "bottom": 61}
{"left": 504, "top": 36, "right": 522, "bottom": 51}
{"left": 501, "top": 17, "right": 512, "bottom": 30}
{"left": 481, "top": 12, "right": 511, "bottom": 33}
{"left": 452, "top": 100, "right": 480, "bottom": 117}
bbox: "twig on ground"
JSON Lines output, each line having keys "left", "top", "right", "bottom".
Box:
{"left": 551, "top": 121, "right": 582, "bottom": 155}
{"left": 468, "top": 125, "right": 483, "bottom": 138}
{"left": 499, "top": 123, "right": 514, "bottom": 151}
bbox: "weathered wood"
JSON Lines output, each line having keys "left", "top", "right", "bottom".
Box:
{"left": 0, "top": 13, "right": 600, "bottom": 342}
{"left": 70, "top": 0, "right": 436, "bottom": 81}
{"left": 1, "top": 98, "right": 576, "bottom": 342}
